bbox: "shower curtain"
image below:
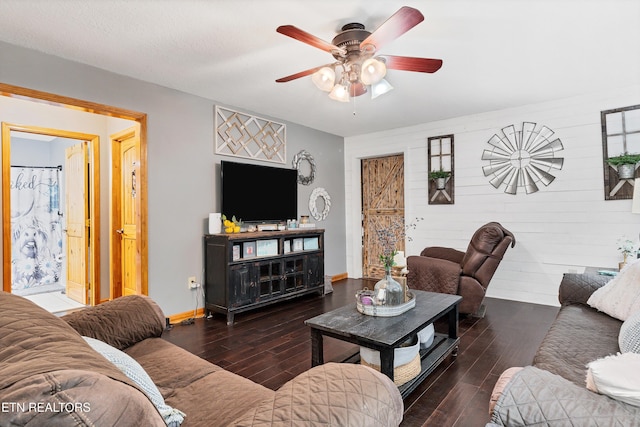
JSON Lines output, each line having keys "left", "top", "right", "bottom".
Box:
{"left": 10, "top": 166, "right": 63, "bottom": 292}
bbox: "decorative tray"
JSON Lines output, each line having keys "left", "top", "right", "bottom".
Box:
{"left": 356, "top": 291, "right": 416, "bottom": 317}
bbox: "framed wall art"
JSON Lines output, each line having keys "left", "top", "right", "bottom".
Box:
{"left": 601, "top": 104, "right": 640, "bottom": 200}
{"left": 215, "top": 106, "right": 286, "bottom": 163}
{"left": 427, "top": 134, "right": 454, "bottom": 204}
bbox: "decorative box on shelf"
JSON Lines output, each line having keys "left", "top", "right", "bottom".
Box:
{"left": 256, "top": 239, "right": 278, "bottom": 257}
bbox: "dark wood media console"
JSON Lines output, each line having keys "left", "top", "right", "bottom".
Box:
{"left": 204, "top": 229, "right": 325, "bottom": 325}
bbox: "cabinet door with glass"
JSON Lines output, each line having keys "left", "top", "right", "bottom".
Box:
{"left": 284, "top": 257, "right": 305, "bottom": 292}
{"left": 229, "top": 264, "right": 257, "bottom": 307}
{"left": 257, "top": 260, "right": 284, "bottom": 300}
{"left": 306, "top": 254, "right": 324, "bottom": 289}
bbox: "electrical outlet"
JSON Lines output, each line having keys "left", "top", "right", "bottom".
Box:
{"left": 188, "top": 276, "right": 198, "bottom": 289}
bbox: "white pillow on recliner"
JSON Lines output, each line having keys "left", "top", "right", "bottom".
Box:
{"left": 587, "top": 259, "right": 640, "bottom": 321}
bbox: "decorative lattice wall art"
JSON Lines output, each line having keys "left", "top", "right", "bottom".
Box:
{"left": 215, "top": 106, "right": 286, "bottom": 163}
{"left": 482, "top": 122, "right": 564, "bottom": 195}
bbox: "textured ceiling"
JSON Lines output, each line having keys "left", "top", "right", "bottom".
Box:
{"left": 0, "top": 0, "right": 638, "bottom": 137}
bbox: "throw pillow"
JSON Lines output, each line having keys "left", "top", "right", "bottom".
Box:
{"left": 83, "top": 336, "right": 185, "bottom": 426}
{"left": 586, "top": 352, "right": 640, "bottom": 407}
{"left": 587, "top": 259, "right": 640, "bottom": 321}
{"left": 620, "top": 309, "right": 640, "bottom": 353}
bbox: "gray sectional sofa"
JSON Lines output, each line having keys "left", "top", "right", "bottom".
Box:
{"left": 488, "top": 272, "right": 640, "bottom": 426}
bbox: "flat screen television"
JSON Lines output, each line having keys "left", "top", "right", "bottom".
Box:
{"left": 221, "top": 160, "right": 297, "bottom": 223}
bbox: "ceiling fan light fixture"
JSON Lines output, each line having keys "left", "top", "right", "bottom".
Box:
{"left": 328, "top": 83, "right": 350, "bottom": 102}
{"left": 371, "top": 78, "right": 394, "bottom": 99}
{"left": 311, "top": 66, "right": 335, "bottom": 92}
{"left": 360, "top": 57, "right": 386, "bottom": 85}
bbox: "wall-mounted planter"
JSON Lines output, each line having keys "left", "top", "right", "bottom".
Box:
{"left": 617, "top": 164, "right": 636, "bottom": 179}
{"left": 601, "top": 104, "right": 640, "bottom": 201}
{"left": 427, "top": 134, "right": 455, "bottom": 205}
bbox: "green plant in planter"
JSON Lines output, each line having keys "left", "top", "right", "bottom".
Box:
{"left": 428, "top": 169, "right": 451, "bottom": 180}
{"left": 606, "top": 153, "right": 640, "bottom": 166}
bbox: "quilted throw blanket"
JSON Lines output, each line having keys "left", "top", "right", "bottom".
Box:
{"left": 490, "top": 366, "right": 640, "bottom": 426}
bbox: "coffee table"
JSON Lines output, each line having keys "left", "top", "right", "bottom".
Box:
{"left": 304, "top": 290, "right": 461, "bottom": 398}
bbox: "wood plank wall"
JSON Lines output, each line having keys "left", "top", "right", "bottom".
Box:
{"left": 345, "top": 85, "right": 640, "bottom": 306}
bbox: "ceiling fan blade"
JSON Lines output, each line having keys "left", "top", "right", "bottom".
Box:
{"left": 276, "top": 65, "right": 328, "bottom": 83}
{"left": 277, "top": 25, "right": 341, "bottom": 53}
{"left": 360, "top": 6, "right": 424, "bottom": 51}
{"left": 382, "top": 55, "right": 443, "bottom": 73}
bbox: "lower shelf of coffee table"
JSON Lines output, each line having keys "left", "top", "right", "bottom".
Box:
{"left": 344, "top": 333, "right": 460, "bottom": 399}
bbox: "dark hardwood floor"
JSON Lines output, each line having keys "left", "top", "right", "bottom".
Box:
{"left": 162, "top": 279, "right": 559, "bottom": 427}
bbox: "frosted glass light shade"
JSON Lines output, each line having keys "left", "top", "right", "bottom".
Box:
{"left": 311, "top": 67, "right": 335, "bottom": 92}
{"left": 328, "top": 84, "right": 350, "bottom": 102}
{"left": 360, "top": 58, "right": 386, "bottom": 85}
{"left": 371, "top": 79, "right": 393, "bottom": 99}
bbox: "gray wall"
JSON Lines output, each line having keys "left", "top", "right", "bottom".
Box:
{"left": 0, "top": 41, "right": 346, "bottom": 316}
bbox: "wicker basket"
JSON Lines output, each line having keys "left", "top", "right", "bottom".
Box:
{"left": 361, "top": 353, "right": 421, "bottom": 386}
{"left": 359, "top": 335, "right": 421, "bottom": 386}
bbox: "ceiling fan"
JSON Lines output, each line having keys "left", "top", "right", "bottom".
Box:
{"left": 275, "top": 6, "right": 443, "bottom": 102}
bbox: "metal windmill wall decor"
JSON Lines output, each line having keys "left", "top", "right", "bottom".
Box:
{"left": 482, "top": 122, "right": 564, "bottom": 195}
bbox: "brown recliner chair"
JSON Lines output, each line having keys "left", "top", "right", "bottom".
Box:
{"left": 406, "top": 222, "right": 515, "bottom": 316}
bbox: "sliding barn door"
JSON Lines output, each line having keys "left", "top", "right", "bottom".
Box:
{"left": 361, "top": 154, "right": 405, "bottom": 279}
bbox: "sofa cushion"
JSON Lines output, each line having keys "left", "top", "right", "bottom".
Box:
{"left": 586, "top": 352, "right": 640, "bottom": 407}
{"left": 64, "top": 294, "right": 165, "bottom": 350}
{"left": 619, "top": 309, "right": 640, "bottom": 353}
{"left": 0, "top": 291, "right": 165, "bottom": 425}
{"left": 489, "top": 367, "right": 523, "bottom": 415}
{"left": 491, "top": 366, "right": 640, "bottom": 426}
{"left": 587, "top": 259, "right": 640, "bottom": 321}
{"left": 84, "top": 336, "right": 185, "bottom": 426}
{"left": 533, "top": 304, "right": 622, "bottom": 386}
{"left": 1, "top": 369, "right": 166, "bottom": 426}
{"left": 125, "top": 337, "right": 275, "bottom": 427}
{"left": 0, "top": 291, "right": 136, "bottom": 390}
{"left": 232, "top": 363, "right": 404, "bottom": 427}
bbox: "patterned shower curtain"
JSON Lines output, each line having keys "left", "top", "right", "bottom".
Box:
{"left": 10, "top": 166, "right": 63, "bottom": 292}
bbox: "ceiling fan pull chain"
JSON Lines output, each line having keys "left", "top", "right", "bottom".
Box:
{"left": 352, "top": 90, "right": 357, "bottom": 116}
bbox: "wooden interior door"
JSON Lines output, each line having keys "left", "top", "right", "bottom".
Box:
{"left": 361, "top": 154, "right": 405, "bottom": 279}
{"left": 65, "top": 142, "right": 89, "bottom": 303}
{"left": 112, "top": 126, "right": 141, "bottom": 297}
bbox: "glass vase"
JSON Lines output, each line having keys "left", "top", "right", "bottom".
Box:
{"left": 374, "top": 267, "right": 405, "bottom": 306}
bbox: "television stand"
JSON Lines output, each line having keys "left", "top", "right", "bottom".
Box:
{"left": 204, "top": 229, "right": 325, "bottom": 325}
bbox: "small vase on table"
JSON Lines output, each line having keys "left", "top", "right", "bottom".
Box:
{"left": 374, "top": 267, "right": 405, "bottom": 306}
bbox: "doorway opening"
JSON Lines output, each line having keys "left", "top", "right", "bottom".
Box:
{"left": 4, "top": 124, "right": 99, "bottom": 309}
{"left": 1, "top": 82, "right": 148, "bottom": 306}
